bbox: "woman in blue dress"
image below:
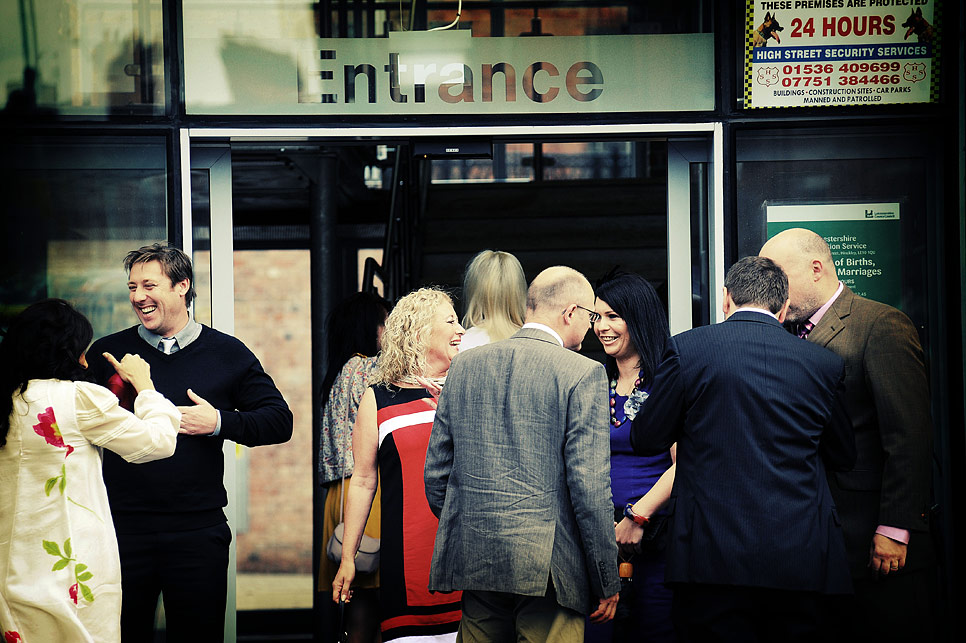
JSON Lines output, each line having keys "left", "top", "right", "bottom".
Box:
{"left": 586, "top": 271, "right": 675, "bottom": 643}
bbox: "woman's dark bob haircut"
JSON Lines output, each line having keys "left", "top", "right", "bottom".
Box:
{"left": 321, "top": 291, "right": 391, "bottom": 406}
{"left": 1, "top": 299, "right": 94, "bottom": 446}
{"left": 594, "top": 271, "right": 670, "bottom": 389}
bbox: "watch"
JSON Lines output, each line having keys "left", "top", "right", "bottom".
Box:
{"left": 623, "top": 503, "right": 649, "bottom": 526}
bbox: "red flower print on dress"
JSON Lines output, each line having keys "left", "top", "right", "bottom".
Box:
{"left": 33, "top": 406, "right": 74, "bottom": 457}
{"left": 4, "top": 631, "right": 22, "bottom": 643}
{"left": 44, "top": 539, "right": 96, "bottom": 604}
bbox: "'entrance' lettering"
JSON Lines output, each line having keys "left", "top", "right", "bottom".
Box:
{"left": 308, "top": 50, "right": 604, "bottom": 105}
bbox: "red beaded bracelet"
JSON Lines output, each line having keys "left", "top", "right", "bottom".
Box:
{"left": 623, "top": 503, "right": 649, "bottom": 526}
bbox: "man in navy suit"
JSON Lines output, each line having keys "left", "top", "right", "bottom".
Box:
{"left": 630, "top": 256, "right": 855, "bottom": 641}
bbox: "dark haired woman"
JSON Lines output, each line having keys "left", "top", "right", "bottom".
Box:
{"left": 318, "top": 291, "right": 390, "bottom": 643}
{"left": 586, "top": 273, "right": 676, "bottom": 643}
{"left": 0, "top": 299, "right": 178, "bottom": 642}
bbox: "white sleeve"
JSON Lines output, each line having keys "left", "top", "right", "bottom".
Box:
{"left": 74, "top": 381, "right": 180, "bottom": 463}
{"left": 458, "top": 327, "right": 491, "bottom": 352}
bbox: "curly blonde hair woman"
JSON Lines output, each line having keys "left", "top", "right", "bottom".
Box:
{"left": 371, "top": 287, "right": 457, "bottom": 386}
{"left": 333, "top": 287, "right": 465, "bottom": 642}
{"left": 460, "top": 250, "right": 527, "bottom": 351}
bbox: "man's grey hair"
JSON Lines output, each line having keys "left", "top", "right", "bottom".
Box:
{"left": 526, "top": 266, "right": 590, "bottom": 314}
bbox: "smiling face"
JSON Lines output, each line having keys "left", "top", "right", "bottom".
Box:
{"left": 128, "top": 260, "right": 190, "bottom": 338}
{"left": 594, "top": 298, "right": 639, "bottom": 363}
{"left": 424, "top": 302, "right": 464, "bottom": 373}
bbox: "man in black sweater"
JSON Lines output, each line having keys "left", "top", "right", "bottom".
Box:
{"left": 88, "top": 243, "right": 293, "bottom": 643}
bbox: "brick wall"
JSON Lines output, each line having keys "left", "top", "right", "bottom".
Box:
{"left": 232, "top": 249, "right": 313, "bottom": 573}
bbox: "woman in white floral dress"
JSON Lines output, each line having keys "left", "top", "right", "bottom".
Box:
{"left": 0, "top": 299, "right": 179, "bottom": 643}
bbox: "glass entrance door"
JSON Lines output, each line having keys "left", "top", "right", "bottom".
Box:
{"left": 189, "top": 140, "right": 318, "bottom": 642}
{"left": 0, "top": 135, "right": 169, "bottom": 335}
{"left": 185, "top": 125, "right": 718, "bottom": 642}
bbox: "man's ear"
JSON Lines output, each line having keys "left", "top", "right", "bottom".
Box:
{"left": 776, "top": 298, "right": 791, "bottom": 324}
{"left": 562, "top": 303, "right": 576, "bottom": 324}
{"left": 175, "top": 278, "right": 190, "bottom": 297}
{"left": 721, "top": 287, "right": 733, "bottom": 318}
{"left": 811, "top": 259, "right": 825, "bottom": 282}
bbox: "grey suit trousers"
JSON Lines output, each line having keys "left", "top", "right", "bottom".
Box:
{"left": 457, "top": 579, "right": 584, "bottom": 643}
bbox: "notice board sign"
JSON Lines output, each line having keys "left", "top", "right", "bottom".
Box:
{"left": 745, "top": 0, "right": 941, "bottom": 108}
{"left": 766, "top": 202, "right": 901, "bottom": 309}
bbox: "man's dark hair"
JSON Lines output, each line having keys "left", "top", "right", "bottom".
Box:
{"left": 124, "top": 243, "right": 196, "bottom": 306}
{"left": 724, "top": 256, "right": 789, "bottom": 314}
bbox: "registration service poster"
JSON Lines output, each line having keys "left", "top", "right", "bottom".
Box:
{"left": 766, "top": 203, "right": 901, "bottom": 309}
{"left": 746, "top": 0, "right": 941, "bottom": 108}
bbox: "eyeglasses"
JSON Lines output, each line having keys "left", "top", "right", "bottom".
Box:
{"left": 573, "top": 304, "right": 601, "bottom": 323}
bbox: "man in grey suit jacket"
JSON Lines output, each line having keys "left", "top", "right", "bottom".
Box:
{"left": 425, "top": 266, "right": 620, "bottom": 642}
{"left": 761, "top": 228, "right": 935, "bottom": 640}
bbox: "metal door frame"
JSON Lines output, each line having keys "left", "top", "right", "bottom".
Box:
{"left": 187, "top": 140, "right": 237, "bottom": 643}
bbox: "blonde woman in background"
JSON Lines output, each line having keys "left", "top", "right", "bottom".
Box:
{"left": 332, "top": 288, "right": 464, "bottom": 643}
{"left": 459, "top": 250, "right": 527, "bottom": 351}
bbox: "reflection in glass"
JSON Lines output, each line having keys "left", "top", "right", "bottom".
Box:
{"left": 182, "top": 1, "right": 712, "bottom": 42}
{"left": 689, "top": 162, "right": 710, "bottom": 327}
{"left": 0, "top": 137, "right": 167, "bottom": 336}
{"left": 191, "top": 169, "right": 212, "bottom": 326}
{"left": 323, "top": 2, "right": 713, "bottom": 38}
{"left": 182, "top": 2, "right": 713, "bottom": 115}
{"left": 431, "top": 141, "right": 647, "bottom": 183}
{"left": 431, "top": 143, "right": 534, "bottom": 183}
{"left": 0, "top": 0, "right": 166, "bottom": 116}
{"left": 183, "top": 0, "right": 318, "bottom": 39}
{"left": 186, "top": 1, "right": 623, "bottom": 41}
{"left": 736, "top": 129, "right": 930, "bottom": 336}
{"left": 540, "top": 141, "right": 635, "bottom": 180}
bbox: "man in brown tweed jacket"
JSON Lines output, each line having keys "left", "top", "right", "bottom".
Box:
{"left": 761, "top": 228, "right": 936, "bottom": 641}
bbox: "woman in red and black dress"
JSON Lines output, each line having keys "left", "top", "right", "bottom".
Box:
{"left": 333, "top": 287, "right": 464, "bottom": 643}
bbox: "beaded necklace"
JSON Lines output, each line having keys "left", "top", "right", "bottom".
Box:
{"left": 609, "top": 369, "right": 649, "bottom": 427}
